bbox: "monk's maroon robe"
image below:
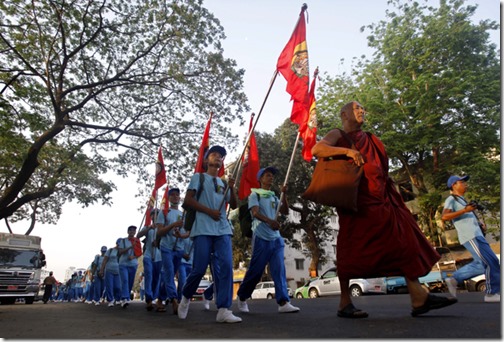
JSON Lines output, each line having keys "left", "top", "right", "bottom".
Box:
{"left": 336, "top": 129, "right": 439, "bottom": 280}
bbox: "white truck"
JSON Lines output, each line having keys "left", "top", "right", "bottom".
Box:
{"left": 0, "top": 233, "right": 46, "bottom": 304}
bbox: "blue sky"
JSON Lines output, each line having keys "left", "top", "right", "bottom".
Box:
{"left": 8, "top": 0, "right": 500, "bottom": 281}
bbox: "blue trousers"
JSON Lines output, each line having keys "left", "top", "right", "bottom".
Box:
{"left": 93, "top": 276, "right": 105, "bottom": 302}
{"left": 105, "top": 272, "right": 122, "bottom": 303}
{"left": 178, "top": 263, "right": 192, "bottom": 302}
{"left": 143, "top": 257, "right": 162, "bottom": 303}
{"left": 237, "top": 235, "right": 290, "bottom": 304}
{"left": 452, "top": 236, "right": 500, "bottom": 294}
{"left": 119, "top": 265, "right": 137, "bottom": 300}
{"left": 182, "top": 235, "right": 233, "bottom": 309}
{"left": 161, "top": 247, "right": 183, "bottom": 301}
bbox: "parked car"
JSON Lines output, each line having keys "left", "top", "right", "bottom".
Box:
{"left": 193, "top": 279, "right": 212, "bottom": 300}
{"left": 466, "top": 254, "right": 500, "bottom": 292}
{"left": 251, "top": 281, "right": 293, "bottom": 299}
{"left": 294, "top": 267, "right": 386, "bottom": 298}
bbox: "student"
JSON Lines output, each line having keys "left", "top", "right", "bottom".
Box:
{"left": 137, "top": 210, "right": 163, "bottom": 311}
{"left": 236, "top": 166, "right": 300, "bottom": 314}
{"left": 99, "top": 244, "right": 122, "bottom": 307}
{"left": 157, "top": 188, "right": 188, "bottom": 314}
{"left": 177, "top": 145, "right": 241, "bottom": 323}
{"left": 442, "top": 175, "right": 500, "bottom": 302}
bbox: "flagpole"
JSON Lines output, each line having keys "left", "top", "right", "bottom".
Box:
{"left": 218, "top": 69, "right": 279, "bottom": 210}
{"left": 275, "top": 131, "right": 301, "bottom": 219}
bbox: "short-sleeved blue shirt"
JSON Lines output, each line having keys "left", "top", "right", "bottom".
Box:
{"left": 139, "top": 226, "right": 162, "bottom": 262}
{"left": 186, "top": 173, "right": 233, "bottom": 237}
{"left": 444, "top": 195, "right": 483, "bottom": 244}
{"left": 249, "top": 191, "right": 281, "bottom": 241}
{"left": 159, "top": 208, "right": 185, "bottom": 251}
{"left": 117, "top": 238, "right": 138, "bottom": 267}
{"left": 104, "top": 248, "right": 120, "bottom": 275}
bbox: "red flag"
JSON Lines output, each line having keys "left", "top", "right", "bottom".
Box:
{"left": 144, "top": 189, "right": 156, "bottom": 226}
{"left": 194, "top": 112, "right": 225, "bottom": 177}
{"left": 195, "top": 113, "right": 212, "bottom": 173}
{"left": 160, "top": 186, "right": 170, "bottom": 216}
{"left": 154, "top": 146, "right": 167, "bottom": 192}
{"left": 300, "top": 68, "right": 318, "bottom": 162}
{"left": 238, "top": 114, "right": 261, "bottom": 200}
{"left": 277, "top": 5, "right": 309, "bottom": 125}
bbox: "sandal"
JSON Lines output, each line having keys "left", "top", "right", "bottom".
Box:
{"left": 146, "top": 301, "right": 153, "bottom": 311}
{"left": 411, "top": 294, "right": 458, "bottom": 317}
{"left": 156, "top": 305, "right": 166, "bottom": 312}
{"left": 337, "top": 303, "right": 368, "bottom": 318}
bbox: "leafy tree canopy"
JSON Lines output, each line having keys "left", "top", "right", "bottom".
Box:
{"left": 0, "top": 0, "right": 249, "bottom": 233}
{"left": 316, "top": 0, "right": 500, "bottom": 241}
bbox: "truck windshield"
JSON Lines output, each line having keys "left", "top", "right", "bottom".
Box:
{"left": 0, "top": 248, "right": 42, "bottom": 268}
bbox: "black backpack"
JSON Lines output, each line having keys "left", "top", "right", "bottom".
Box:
{"left": 182, "top": 173, "right": 205, "bottom": 231}
{"left": 238, "top": 193, "right": 261, "bottom": 238}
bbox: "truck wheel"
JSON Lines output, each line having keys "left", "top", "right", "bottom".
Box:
{"left": 349, "top": 285, "right": 363, "bottom": 297}
{"left": 0, "top": 297, "right": 16, "bottom": 305}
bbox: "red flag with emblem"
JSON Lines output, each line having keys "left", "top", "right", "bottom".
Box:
{"left": 300, "top": 68, "right": 318, "bottom": 162}
{"left": 277, "top": 4, "right": 309, "bottom": 126}
{"left": 194, "top": 112, "right": 225, "bottom": 177}
{"left": 238, "top": 114, "right": 261, "bottom": 200}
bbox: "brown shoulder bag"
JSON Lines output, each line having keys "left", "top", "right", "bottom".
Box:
{"left": 301, "top": 129, "right": 363, "bottom": 212}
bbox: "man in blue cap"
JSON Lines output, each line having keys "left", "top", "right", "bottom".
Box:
{"left": 90, "top": 246, "right": 107, "bottom": 305}
{"left": 442, "top": 175, "right": 500, "bottom": 302}
{"left": 236, "top": 166, "right": 300, "bottom": 314}
{"left": 178, "top": 145, "right": 241, "bottom": 323}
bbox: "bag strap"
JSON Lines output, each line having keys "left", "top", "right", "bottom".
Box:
{"left": 196, "top": 172, "right": 204, "bottom": 200}
{"left": 337, "top": 128, "right": 358, "bottom": 150}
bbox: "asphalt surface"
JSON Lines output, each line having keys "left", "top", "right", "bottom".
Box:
{"left": 0, "top": 292, "right": 500, "bottom": 339}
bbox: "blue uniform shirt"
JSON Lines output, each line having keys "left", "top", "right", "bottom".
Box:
{"left": 444, "top": 195, "right": 483, "bottom": 244}
{"left": 249, "top": 190, "right": 281, "bottom": 241}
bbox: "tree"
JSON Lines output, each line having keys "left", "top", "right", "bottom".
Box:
{"left": 0, "top": 0, "right": 249, "bottom": 233}
{"left": 317, "top": 0, "right": 500, "bottom": 243}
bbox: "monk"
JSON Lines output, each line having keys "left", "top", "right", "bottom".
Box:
{"left": 312, "top": 101, "right": 457, "bottom": 318}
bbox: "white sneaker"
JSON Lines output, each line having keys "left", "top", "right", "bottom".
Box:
{"left": 278, "top": 302, "right": 300, "bottom": 313}
{"left": 237, "top": 300, "right": 249, "bottom": 313}
{"left": 484, "top": 293, "right": 500, "bottom": 303}
{"left": 108, "top": 301, "right": 114, "bottom": 307}
{"left": 95, "top": 302, "right": 101, "bottom": 306}
{"left": 203, "top": 299, "right": 210, "bottom": 311}
{"left": 216, "top": 308, "right": 242, "bottom": 323}
{"left": 177, "top": 296, "right": 190, "bottom": 319}
{"left": 121, "top": 299, "right": 129, "bottom": 308}
{"left": 445, "top": 277, "right": 457, "bottom": 297}
{"left": 85, "top": 300, "right": 92, "bottom": 304}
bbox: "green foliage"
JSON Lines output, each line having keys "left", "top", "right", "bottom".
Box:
{"left": 316, "top": 0, "right": 500, "bottom": 243}
{"left": 0, "top": 0, "right": 249, "bottom": 231}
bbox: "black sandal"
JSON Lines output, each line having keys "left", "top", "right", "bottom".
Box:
{"left": 337, "top": 303, "right": 368, "bottom": 318}
{"left": 411, "top": 294, "right": 458, "bottom": 317}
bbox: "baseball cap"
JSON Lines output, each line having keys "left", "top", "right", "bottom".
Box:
{"left": 127, "top": 225, "right": 137, "bottom": 231}
{"left": 168, "top": 188, "right": 180, "bottom": 195}
{"left": 447, "top": 175, "right": 469, "bottom": 189}
{"left": 100, "top": 246, "right": 107, "bottom": 252}
{"left": 204, "top": 145, "right": 227, "bottom": 160}
{"left": 257, "top": 166, "right": 279, "bottom": 181}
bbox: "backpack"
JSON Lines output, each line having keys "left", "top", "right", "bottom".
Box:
{"left": 238, "top": 193, "right": 261, "bottom": 238}
{"left": 182, "top": 173, "right": 205, "bottom": 231}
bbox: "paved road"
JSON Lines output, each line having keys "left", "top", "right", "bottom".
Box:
{"left": 0, "top": 292, "right": 500, "bottom": 339}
